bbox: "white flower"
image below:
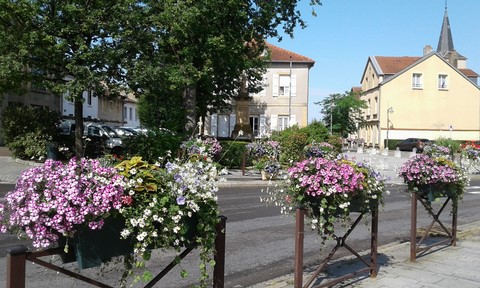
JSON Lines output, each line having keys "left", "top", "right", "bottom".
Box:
{"left": 130, "top": 168, "right": 137, "bottom": 175}
{"left": 173, "top": 226, "right": 181, "bottom": 233}
{"left": 120, "top": 229, "right": 131, "bottom": 238}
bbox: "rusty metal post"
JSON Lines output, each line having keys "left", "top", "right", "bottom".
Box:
{"left": 6, "top": 245, "right": 28, "bottom": 288}
{"left": 370, "top": 202, "right": 379, "bottom": 278}
{"left": 294, "top": 208, "right": 305, "bottom": 288}
{"left": 213, "top": 216, "right": 227, "bottom": 288}
{"left": 410, "top": 192, "right": 418, "bottom": 262}
{"left": 452, "top": 198, "right": 457, "bottom": 246}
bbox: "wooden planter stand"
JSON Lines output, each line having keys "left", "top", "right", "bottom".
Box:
{"left": 410, "top": 191, "right": 457, "bottom": 262}
{"left": 6, "top": 216, "right": 227, "bottom": 288}
{"left": 294, "top": 205, "right": 378, "bottom": 288}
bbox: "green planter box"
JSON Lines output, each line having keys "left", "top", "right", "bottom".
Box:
{"left": 61, "top": 217, "right": 133, "bottom": 269}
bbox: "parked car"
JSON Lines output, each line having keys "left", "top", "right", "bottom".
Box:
{"left": 395, "top": 138, "right": 430, "bottom": 152}
{"left": 84, "top": 123, "right": 124, "bottom": 155}
{"left": 113, "top": 126, "right": 138, "bottom": 137}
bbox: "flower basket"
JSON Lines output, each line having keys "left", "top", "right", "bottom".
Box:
{"left": 262, "top": 156, "right": 386, "bottom": 241}
{"left": 399, "top": 154, "right": 468, "bottom": 202}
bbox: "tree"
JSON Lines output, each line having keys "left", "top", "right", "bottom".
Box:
{"left": 125, "top": 0, "right": 323, "bottom": 134}
{"left": 316, "top": 91, "right": 367, "bottom": 137}
{"left": 0, "top": 0, "right": 323, "bottom": 158}
{"left": 0, "top": 0, "right": 137, "bottom": 159}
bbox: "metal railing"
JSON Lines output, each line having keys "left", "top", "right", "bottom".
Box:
{"left": 6, "top": 216, "right": 227, "bottom": 288}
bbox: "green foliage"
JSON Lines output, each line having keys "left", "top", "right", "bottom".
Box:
{"left": 0, "top": 105, "right": 60, "bottom": 160}
{"left": 317, "top": 91, "right": 367, "bottom": 137}
{"left": 271, "top": 122, "right": 330, "bottom": 164}
{"left": 122, "top": 131, "right": 182, "bottom": 163}
{"left": 300, "top": 120, "right": 330, "bottom": 143}
{"left": 272, "top": 126, "right": 309, "bottom": 164}
{"left": 217, "top": 141, "right": 250, "bottom": 168}
{"left": 434, "top": 137, "right": 461, "bottom": 153}
{"left": 326, "top": 135, "right": 343, "bottom": 153}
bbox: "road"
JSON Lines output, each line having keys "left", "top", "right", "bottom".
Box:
{"left": 0, "top": 181, "right": 480, "bottom": 287}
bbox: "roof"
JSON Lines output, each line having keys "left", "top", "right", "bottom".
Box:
{"left": 265, "top": 42, "right": 315, "bottom": 67}
{"left": 459, "top": 68, "right": 479, "bottom": 77}
{"left": 374, "top": 56, "right": 421, "bottom": 75}
{"left": 437, "top": 9, "right": 455, "bottom": 54}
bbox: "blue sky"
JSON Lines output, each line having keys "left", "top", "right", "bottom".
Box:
{"left": 269, "top": 0, "right": 480, "bottom": 123}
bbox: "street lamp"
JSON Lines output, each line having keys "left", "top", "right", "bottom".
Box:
{"left": 330, "top": 103, "right": 336, "bottom": 135}
{"left": 386, "top": 107, "right": 394, "bottom": 149}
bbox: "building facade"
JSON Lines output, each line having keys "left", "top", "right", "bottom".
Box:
{"left": 206, "top": 43, "right": 315, "bottom": 139}
{"left": 357, "top": 8, "right": 480, "bottom": 149}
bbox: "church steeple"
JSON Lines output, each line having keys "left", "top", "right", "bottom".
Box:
{"left": 436, "top": 5, "right": 454, "bottom": 56}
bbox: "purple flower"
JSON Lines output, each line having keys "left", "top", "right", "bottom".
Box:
{"left": 176, "top": 196, "right": 186, "bottom": 205}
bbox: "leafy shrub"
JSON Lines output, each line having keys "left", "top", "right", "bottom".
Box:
{"left": 218, "top": 140, "right": 250, "bottom": 168}
{"left": 434, "top": 137, "right": 461, "bottom": 153}
{"left": 122, "top": 130, "right": 182, "bottom": 163}
{"left": 301, "top": 121, "right": 330, "bottom": 143}
{"left": 0, "top": 105, "right": 60, "bottom": 160}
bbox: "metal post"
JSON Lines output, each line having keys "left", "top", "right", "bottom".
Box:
{"left": 213, "top": 216, "right": 227, "bottom": 288}
{"left": 7, "top": 245, "right": 28, "bottom": 288}
{"left": 410, "top": 192, "right": 418, "bottom": 262}
{"left": 452, "top": 199, "right": 457, "bottom": 247}
{"left": 294, "top": 208, "right": 304, "bottom": 288}
{"left": 370, "top": 202, "right": 379, "bottom": 277}
{"left": 288, "top": 57, "right": 292, "bottom": 128}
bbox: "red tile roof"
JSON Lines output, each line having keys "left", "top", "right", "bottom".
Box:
{"left": 459, "top": 68, "right": 479, "bottom": 77}
{"left": 266, "top": 42, "right": 315, "bottom": 65}
{"left": 374, "top": 56, "right": 421, "bottom": 74}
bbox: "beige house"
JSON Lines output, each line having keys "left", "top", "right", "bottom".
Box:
{"left": 206, "top": 42, "right": 315, "bottom": 138}
{"left": 358, "top": 9, "right": 480, "bottom": 149}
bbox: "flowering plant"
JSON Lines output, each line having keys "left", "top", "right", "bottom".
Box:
{"left": 423, "top": 144, "right": 451, "bottom": 158}
{"left": 304, "top": 141, "right": 338, "bottom": 159}
{"left": 262, "top": 156, "right": 386, "bottom": 241}
{"left": 246, "top": 139, "right": 281, "bottom": 159}
{"left": 115, "top": 156, "right": 220, "bottom": 286}
{"left": 399, "top": 154, "right": 468, "bottom": 201}
{"left": 460, "top": 146, "right": 480, "bottom": 174}
{"left": 0, "top": 158, "right": 125, "bottom": 248}
{"left": 181, "top": 136, "right": 222, "bottom": 160}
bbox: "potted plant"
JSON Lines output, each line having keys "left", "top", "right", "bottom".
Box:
{"left": 181, "top": 135, "right": 223, "bottom": 161}
{"left": 303, "top": 141, "right": 338, "bottom": 159}
{"left": 399, "top": 154, "right": 468, "bottom": 202}
{"left": 262, "top": 156, "right": 386, "bottom": 242}
{"left": 247, "top": 139, "right": 281, "bottom": 180}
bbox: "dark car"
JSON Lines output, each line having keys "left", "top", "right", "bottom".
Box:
{"left": 395, "top": 138, "right": 430, "bottom": 152}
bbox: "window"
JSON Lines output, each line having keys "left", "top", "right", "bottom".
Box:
{"left": 31, "top": 68, "right": 47, "bottom": 91}
{"left": 412, "top": 73, "right": 423, "bottom": 89}
{"left": 438, "top": 74, "right": 448, "bottom": 89}
{"left": 87, "top": 91, "right": 93, "bottom": 105}
{"left": 249, "top": 116, "right": 259, "bottom": 137}
{"left": 129, "top": 107, "right": 133, "bottom": 120}
{"left": 124, "top": 107, "right": 127, "bottom": 120}
{"left": 273, "top": 74, "right": 296, "bottom": 97}
{"left": 278, "top": 116, "right": 289, "bottom": 131}
{"left": 279, "top": 75, "right": 291, "bottom": 96}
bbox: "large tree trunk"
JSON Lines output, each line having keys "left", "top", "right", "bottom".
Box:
{"left": 183, "top": 86, "right": 197, "bottom": 136}
{"left": 74, "top": 98, "right": 84, "bottom": 159}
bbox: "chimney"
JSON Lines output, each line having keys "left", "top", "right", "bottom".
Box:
{"left": 423, "top": 45, "right": 433, "bottom": 55}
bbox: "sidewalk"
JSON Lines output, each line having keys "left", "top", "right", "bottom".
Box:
{"left": 248, "top": 221, "right": 480, "bottom": 288}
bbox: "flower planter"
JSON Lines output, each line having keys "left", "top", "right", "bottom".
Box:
{"left": 60, "top": 215, "right": 199, "bottom": 269}
{"left": 261, "top": 170, "right": 278, "bottom": 180}
{"left": 416, "top": 183, "right": 459, "bottom": 202}
{"left": 60, "top": 217, "right": 134, "bottom": 269}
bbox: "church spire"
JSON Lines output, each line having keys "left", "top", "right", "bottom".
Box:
{"left": 436, "top": 5, "right": 454, "bottom": 55}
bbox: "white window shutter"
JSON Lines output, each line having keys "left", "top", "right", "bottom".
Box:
{"left": 259, "top": 75, "right": 267, "bottom": 96}
{"left": 260, "top": 115, "right": 267, "bottom": 136}
{"left": 291, "top": 74, "right": 297, "bottom": 96}
{"left": 270, "top": 114, "right": 278, "bottom": 131}
{"left": 229, "top": 114, "right": 236, "bottom": 136}
{"left": 272, "top": 74, "right": 279, "bottom": 97}
{"left": 210, "top": 114, "right": 218, "bottom": 136}
{"left": 290, "top": 115, "right": 297, "bottom": 126}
